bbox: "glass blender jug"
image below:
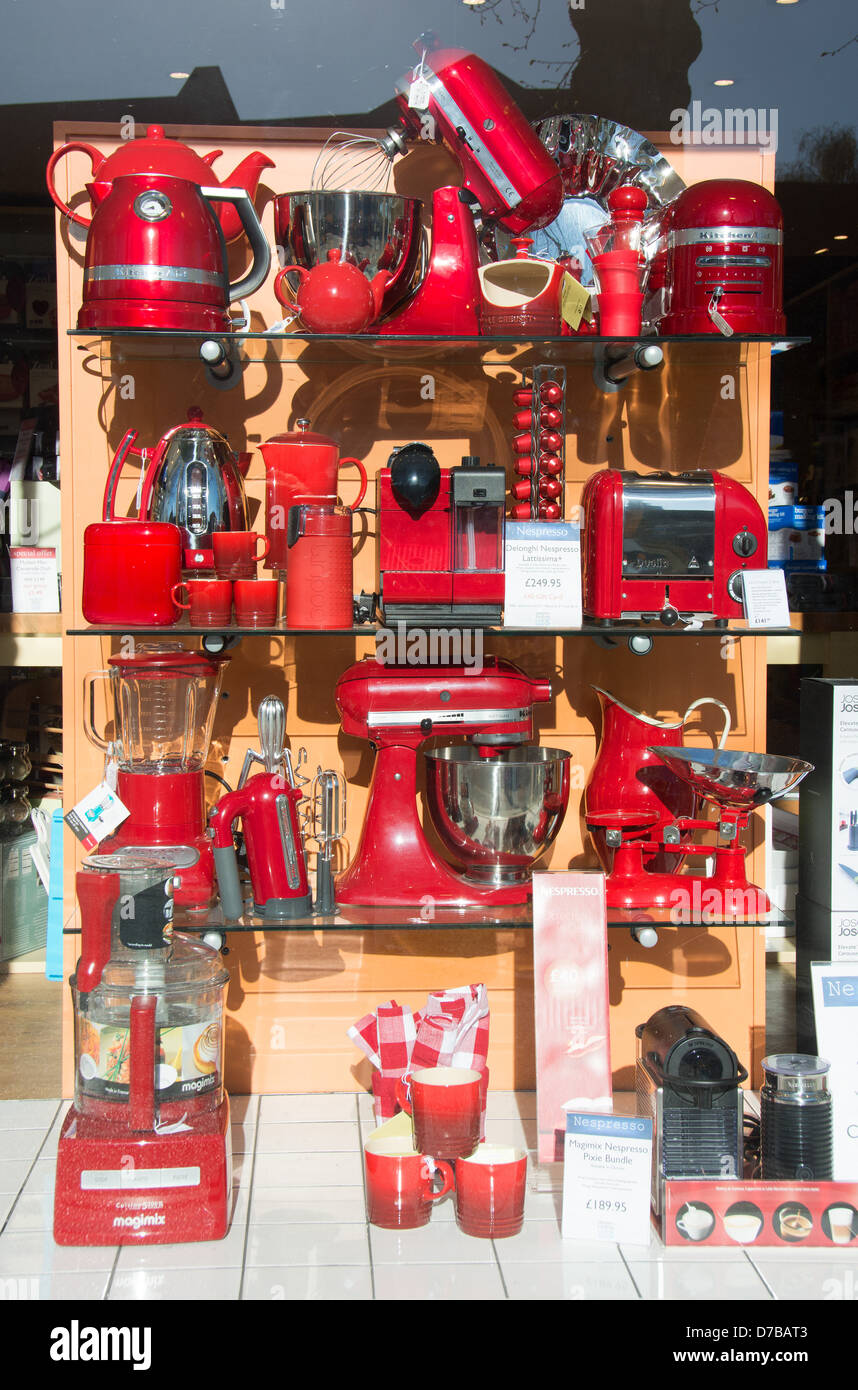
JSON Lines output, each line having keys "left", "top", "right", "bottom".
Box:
{"left": 54, "top": 847, "right": 233, "bottom": 1247}
{"left": 83, "top": 644, "right": 229, "bottom": 908}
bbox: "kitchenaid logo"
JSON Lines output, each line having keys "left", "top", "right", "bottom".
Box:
{"left": 670, "top": 104, "right": 779, "bottom": 153}
{"left": 113, "top": 1211, "right": 166, "bottom": 1229}
{"left": 375, "top": 623, "right": 484, "bottom": 672}
{"left": 50, "top": 1321, "right": 152, "bottom": 1371}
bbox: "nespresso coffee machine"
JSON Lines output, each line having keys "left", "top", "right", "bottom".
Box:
{"left": 581, "top": 468, "right": 768, "bottom": 626}
{"left": 379, "top": 444, "right": 505, "bottom": 626}
{"left": 635, "top": 1005, "right": 746, "bottom": 1212}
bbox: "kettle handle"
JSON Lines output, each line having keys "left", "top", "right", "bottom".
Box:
{"left": 45, "top": 141, "right": 103, "bottom": 227}
{"left": 200, "top": 186, "right": 271, "bottom": 304}
{"left": 682, "top": 697, "right": 732, "bottom": 749}
{"left": 102, "top": 430, "right": 140, "bottom": 521}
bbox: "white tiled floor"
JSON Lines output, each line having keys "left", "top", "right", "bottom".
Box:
{"left": 2, "top": 1090, "right": 858, "bottom": 1301}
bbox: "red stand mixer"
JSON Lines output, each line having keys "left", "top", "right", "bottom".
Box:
{"left": 54, "top": 850, "right": 231, "bottom": 1246}
{"left": 83, "top": 647, "right": 228, "bottom": 909}
{"left": 335, "top": 658, "right": 570, "bottom": 908}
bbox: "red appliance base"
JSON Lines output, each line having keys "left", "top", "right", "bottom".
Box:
{"left": 53, "top": 1097, "right": 231, "bottom": 1246}
{"left": 103, "top": 770, "right": 215, "bottom": 910}
{"left": 77, "top": 301, "right": 233, "bottom": 334}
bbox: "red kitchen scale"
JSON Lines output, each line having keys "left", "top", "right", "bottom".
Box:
{"left": 54, "top": 850, "right": 232, "bottom": 1245}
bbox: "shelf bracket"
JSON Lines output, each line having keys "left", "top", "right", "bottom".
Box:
{"left": 200, "top": 338, "right": 244, "bottom": 391}
{"left": 593, "top": 342, "right": 664, "bottom": 394}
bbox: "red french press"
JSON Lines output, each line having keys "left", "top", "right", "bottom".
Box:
{"left": 258, "top": 419, "right": 368, "bottom": 571}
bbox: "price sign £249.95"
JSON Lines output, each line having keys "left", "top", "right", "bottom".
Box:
{"left": 503, "top": 520, "right": 582, "bottom": 628}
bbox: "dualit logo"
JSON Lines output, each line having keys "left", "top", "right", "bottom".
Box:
{"left": 50, "top": 1321, "right": 152, "bottom": 1371}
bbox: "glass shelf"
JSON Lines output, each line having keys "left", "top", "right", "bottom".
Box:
{"left": 61, "top": 905, "right": 792, "bottom": 934}
{"left": 66, "top": 621, "right": 800, "bottom": 640}
{"left": 66, "top": 329, "right": 810, "bottom": 368}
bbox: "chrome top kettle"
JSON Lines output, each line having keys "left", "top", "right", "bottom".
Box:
{"left": 113, "top": 408, "right": 250, "bottom": 569}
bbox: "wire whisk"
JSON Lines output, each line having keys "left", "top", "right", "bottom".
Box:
{"left": 310, "top": 129, "right": 405, "bottom": 194}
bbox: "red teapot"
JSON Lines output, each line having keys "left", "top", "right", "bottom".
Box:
{"left": 274, "top": 249, "right": 392, "bottom": 334}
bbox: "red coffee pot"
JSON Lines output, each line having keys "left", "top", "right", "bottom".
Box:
{"left": 259, "top": 418, "right": 368, "bottom": 571}
{"left": 274, "top": 249, "right": 392, "bottom": 334}
{"left": 47, "top": 124, "right": 273, "bottom": 245}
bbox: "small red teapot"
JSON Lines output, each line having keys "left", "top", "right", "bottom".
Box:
{"left": 274, "top": 249, "right": 391, "bottom": 334}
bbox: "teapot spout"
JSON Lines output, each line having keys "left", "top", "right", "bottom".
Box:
{"left": 216, "top": 151, "right": 275, "bottom": 243}
{"left": 369, "top": 269, "right": 393, "bottom": 321}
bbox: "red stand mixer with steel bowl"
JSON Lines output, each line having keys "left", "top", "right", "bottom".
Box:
{"left": 54, "top": 849, "right": 232, "bottom": 1246}
{"left": 276, "top": 40, "right": 565, "bottom": 337}
{"left": 47, "top": 124, "right": 272, "bottom": 332}
{"left": 334, "top": 657, "right": 570, "bottom": 908}
{"left": 83, "top": 646, "right": 229, "bottom": 910}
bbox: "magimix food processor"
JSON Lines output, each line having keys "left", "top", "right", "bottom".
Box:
{"left": 83, "top": 645, "right": 228, "bottom": 909}
{"left": 54, "top": 850, "right": 232, "bottom": 1246}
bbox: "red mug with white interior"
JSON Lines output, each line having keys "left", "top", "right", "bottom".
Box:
{"left": 395, "top": 1066, "right": 482, "bottom": 1161}
{"left": 212, "top": 530, "right": 269, "bottom": 579}
{"left": 171, "top": 578, "right": 233, "bottom": 627}
{"left": 454, "top": 1145, "right": 528, "bottom": 1239}
{"left": 364, "top": 1134, "right": 455, "bottom": 1230}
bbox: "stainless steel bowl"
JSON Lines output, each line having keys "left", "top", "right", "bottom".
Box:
{"left": 273, "top": 190, "right": 423, "bottom": 318}
{"left": 425, "top": 745, "right": 571, "bottom": 886}
{"left": 648, "top": 747, "right": 814, "bottom": 812}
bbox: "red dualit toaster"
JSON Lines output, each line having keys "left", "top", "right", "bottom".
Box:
{"left": 661, "top": 179, "right": 785, "bottom": 336}
{"left": 581, "top": 468, "right": 768, "bottom": 626}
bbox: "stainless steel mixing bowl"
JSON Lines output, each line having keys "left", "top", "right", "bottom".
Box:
{"left": 425, "top": 745, "right": 571, "bottom": 886}
{"left": 273, "top": 190, "right": 423, "bottom": 319}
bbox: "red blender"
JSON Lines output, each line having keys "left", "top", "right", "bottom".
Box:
{"left": 54, "top": 849, "right": 231, "bottom": 1246}
{"left": 83, "top": 646, "right": 229, "bottom": 909}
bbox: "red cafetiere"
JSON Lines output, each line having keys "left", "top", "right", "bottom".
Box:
{"left": 259, "top": 419, "right": 368, "bottom": 571}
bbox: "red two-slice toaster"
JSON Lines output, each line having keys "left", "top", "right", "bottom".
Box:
{"left": 581, "top": 468, "right": 768, "bottom": 626}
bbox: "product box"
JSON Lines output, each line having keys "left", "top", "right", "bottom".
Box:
{"left": 798, "top": 680, "right": 858, "bottom": 912}
{"left": 532, "top": 871, "right": 612, "bottom": 1163}
{"left": 0, "top": 828, "right": 48, "bottom": 963}
{"left": 663, "top": 1179, "right": 858, "bottom": 1247}
{"left": 768, "top": 504, "right": 826, "bottom": 571}
{"left": 795, "top": 895, "right": 858, "bottom": 1051}
{"left": 768, "top": 453, "right": 797, "bottom": 506}
{"left": 24, "top": 277, "right": 56, "bottom": 331}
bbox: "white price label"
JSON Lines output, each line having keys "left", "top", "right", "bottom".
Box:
{"left": 741, "top": 568, "right": 790, "bottom": 628}
{"left": 504, "top": 521, "right": 582, "bottom": 628}
{"left": 408, "top": 77, "right": 431, "bottom": 109}
{"left": 562, "top": 1111, "right": 653, "bottom": 1245}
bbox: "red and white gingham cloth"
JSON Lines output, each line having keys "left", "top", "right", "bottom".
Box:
{"left": 348, "top": 984, "right": 490, "bottom": 1121}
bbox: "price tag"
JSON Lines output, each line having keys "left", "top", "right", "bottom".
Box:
{"left": 560, "top": 273, "right": 592, "bottom": 331}
{"left": 9, "top": 546, "right": 59, "bottom": 613}
{"left": 741, "top": 568, "right": 790, "bottom": 628}
{"left": 562, "top": 1111, "right": 654, "bottom": 1244}
{"left": 408, "top": 76, "right": 431, "bottom": 110}
{"left": 504, "top": 520, "right": 581, "bottom": 628}
{"left": 65, "top": 781, "right": 130, "bottom": 851}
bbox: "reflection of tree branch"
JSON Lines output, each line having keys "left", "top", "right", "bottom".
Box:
{"left": 821, "top": 32, "right": 858, "bottom": 57}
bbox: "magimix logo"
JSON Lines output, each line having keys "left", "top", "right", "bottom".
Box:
{"left": 50, "top": 1320, "right": 151, "bottom": 1370}
{"left": 113, "top": 1211, "right": 166, "bottom": 1230}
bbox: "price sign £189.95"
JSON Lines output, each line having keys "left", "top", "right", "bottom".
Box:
{"left": 562, "top": 1111, "right": 654, "bottom": 1246}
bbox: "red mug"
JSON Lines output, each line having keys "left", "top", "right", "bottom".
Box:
{"left": 171, "top": 578, "right": 233, "bottom": 627}
{"left": 364, "top": 1136, "right": 455, "bottom": 1230}
{"left": 454, "top": 1145, "right": 527, "bottom": 1239}
{"left": 212, "top": 531, "right": 269, "bottom": 579}
{"left": 233, "top": 578, "right": 279, "bottom": 628}
{"left": 395, "top": 1066, "right": 482, "bottom": 1161}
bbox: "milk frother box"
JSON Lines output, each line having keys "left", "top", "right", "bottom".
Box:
{"left": 796, "top": 679, "right": 858, "bottom": 1049}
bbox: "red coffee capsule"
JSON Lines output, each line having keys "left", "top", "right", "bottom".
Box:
{"left": 540, "top": 454, "right": 563, "bottom": 475}
{"left": 512, "top": 479, "right": 533, "bottom": 501}
{"left": 539, "top": 477, "right": 563, "bottom": 500}
{"left": 514, "top": 458, "right": 535, "bottom": 476}
{"left": 512, "top": 388, "right": 534, "bottom": 407}
{"left": 512, "top": 432, "right": 533, "bottom": 455}
{"left": 512, "top": 409, "right": 536, "bottom": 431}
{"left": 539, "top": 502, "right": 561, "bottom": 520}
{"left": 539, "top": 381, "right": 563, "bottom": 404}
{"left": 512, "top": 502, "right": 534, "bottom": 520}
{"left": 539, "top": 407, "right": 563, "bottom": 428}
{"left": 539, "top": 431, "right": 562, "bottom": 453}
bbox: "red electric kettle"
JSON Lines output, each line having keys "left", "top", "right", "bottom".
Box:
{"left": 47, "top": 124, "right": 273, "bottom": 244}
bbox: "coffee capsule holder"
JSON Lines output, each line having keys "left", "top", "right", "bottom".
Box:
{"left": 511, "top": 364, "right": 567, "bottom": 522}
